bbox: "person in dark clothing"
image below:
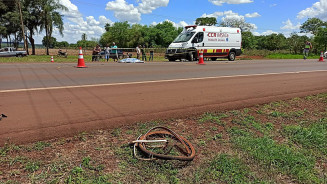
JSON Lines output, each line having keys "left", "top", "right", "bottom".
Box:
{"left": 149, "top": 47, "right": 154, "bottom": 61}
{"left": 141, "top": 46, "right": 147, "bottom": 61}
{"left": 92, "top": 44, "right": 101, "bottom": 61}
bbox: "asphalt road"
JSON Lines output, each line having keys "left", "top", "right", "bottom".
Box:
{"left": 1, "top": 59, "right": 327, "bottom": 145}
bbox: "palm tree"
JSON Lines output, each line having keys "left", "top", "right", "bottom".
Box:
{"left": 22, "top": 0, "right": 42, "bottom": 55}
{"left": 81, "top": 33, "right": 87, "bottom": 41}
{"left": 39, "top": 0, "right": 67, "bottom": 55}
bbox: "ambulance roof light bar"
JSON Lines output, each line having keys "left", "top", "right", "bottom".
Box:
{"left": 184, "top": 25, "right": 197, "bottom": 31}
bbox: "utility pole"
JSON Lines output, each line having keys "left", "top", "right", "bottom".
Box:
{"left": 17, "top": 0, "right": 28, "bottom": 52}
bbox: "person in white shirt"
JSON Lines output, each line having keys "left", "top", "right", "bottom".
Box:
{"left": 136, "top": 45, "right": 141, "bottom": 59}
{"left": 105, "top": 45, "right": 110, "bottom": 62}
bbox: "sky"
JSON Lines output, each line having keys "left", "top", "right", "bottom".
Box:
{"left": 34, "top": 0, "right": 327, "bottom": 44}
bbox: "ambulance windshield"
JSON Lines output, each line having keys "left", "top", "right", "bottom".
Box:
{"left": 173, "top": 31, "right": 195, "bottom": 43}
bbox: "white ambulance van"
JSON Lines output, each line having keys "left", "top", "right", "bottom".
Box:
{"left": 165, "top": 25, "right": 242, "bottom": 61}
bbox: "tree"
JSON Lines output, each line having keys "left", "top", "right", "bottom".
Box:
{"left": 0, "top": 0, "right": 21, "bottom": 48}
{"left": 81, "top": 33, "right": 87, "bottom": 41}
{"left": 287, "top": 33, "right": 309, "bottom": 54}
{"left": 22, "top": 0, "right": 43, "bottom": 55}
{"left": 39, "top": 0, "right": 67, "bottom": 55}
{"left": 314, "top": 27, "right": 327, "bottom": 52}
{"left": 102, "top": 21, "right": 130, "bottom": 48}
{"left": 42, "top": 35, "right": 56, "bottom": 48}
{"left": 77, "top": 40, "right": 97, "bottom": 49}
{"left": 241, "top": 31, "right": 257, "bottom": 49}
{"left": 219, "top": 17, "right": 255, "bottom": 32}
{"left": 300, "top": 18, "right": 326, "bottom": 35}
{"left": 56, "top": 41, "right": 69, "bottom": 48}
{"left": 153, "top": 21, "right": 181, "bottom": 47}
{"left": 195, "top": 17, "right": 217, "bottom": 26}
{"left": 127, "top": 24, "right": 148, "bottom": 47}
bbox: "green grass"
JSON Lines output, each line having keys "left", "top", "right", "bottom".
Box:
{"left": 1, "top": 93, "right": 326, "bottom": 183}
{"left": 198, "top": 112, "right": 228, "bottom": 125}
{"left": 25, "top": 161, "right": 41, "bottom": 172}
{"left": 32, "top": 141, "right": 51, "bottom": 151}
{"left": 266, "top": 53, "right": 319, "bottom": 59}
{"left": 230, "top": 128, "right": 321, "bottom": 183}
{"left": 283, "top": 118, "right": 327, "bottom": 155}
{"left": 112, "top": 143, "right": 182, "bottom": 184}
{"left": 0, "top": 143, "right": 20, "bottom": 156}
{"left": 195, "top": 154, "right": 266, "bottom": 184}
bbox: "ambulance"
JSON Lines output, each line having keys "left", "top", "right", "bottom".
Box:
{"left": 165, "top": 25, "right": 242, "bottom": 61}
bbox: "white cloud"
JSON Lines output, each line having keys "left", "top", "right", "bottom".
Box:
{"left": 201, "top": 12, "right": 224, "bottom": 18}
{"left": 151, "top": 19, "right": 188, "bottom": 28}
{"left": 253, "top": 30, "right": 278, "bottom": 36}
{"left": 137, "top": 0, "right": 169, "bottom": 14}
{"left": 106, "top": 0, "right": 141, "bottom": 23}
{"left": 34, "top": 0, "right": 169, "bottom": 44}
{"left": 209, "top": 0, "right": 253, "bottom": 6}
{"left": 105, "top": 0, "right": 169, "bottom": 23}
{"left": 245, "top": 12, "right": 261, "bottom": 18}
{"left": 202, "top": 10, "right": 259, "bottom": 20}
{"left": 297, "top": 0, "right": 327, "bottom": 21}
{"left": 249, "top": 23, "right": 258, "bottom": 30}
{"left": 201, "top": 10, "right": 258, "bottom": 31}
{"left": 34, "top": 0, "right": 112, "bottom": 44}
{"left": 202, "top": 10, "right": 241, "bottom": 19}
{"left": 59, "top": 0, "right": 82, "bottom": 20}
{"left": 281, "top": 19, "right": 301, "bottom": 30}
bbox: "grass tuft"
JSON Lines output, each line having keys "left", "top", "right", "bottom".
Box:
{"left": 230, "top": 127, "right": 321, "bottom": 183}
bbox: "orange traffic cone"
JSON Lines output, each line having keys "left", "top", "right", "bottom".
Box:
{"left": 319, "top": 51, "right": 324, "bottom": 62}
{"left": 77, "top": 47, "right": 87, "bottom": 68}
{"left": 197, "top": 50, "right": 205, "bottom": 65}
{"left": 51, "top": 56, "right": 54, "bottom": 62}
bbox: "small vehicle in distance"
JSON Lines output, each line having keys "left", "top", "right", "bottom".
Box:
{"left": 57, "top": 49, "right": 68, "bottom": 58}
{"left": 0, "top": 47, "right": 27, "bottom": 57}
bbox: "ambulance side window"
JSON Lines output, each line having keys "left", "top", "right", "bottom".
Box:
{"left": 198, "top": 32, "right": 204, "bottom": 42}
{"left": 192, "top": 32, "right": 204, "bottom": 43}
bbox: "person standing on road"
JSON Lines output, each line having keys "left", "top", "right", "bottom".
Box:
{"left": 136, "top": 45, "right": 141, "bottom": 59}
{"left": 111, "top": 42, "right": 118, "bottom": 62}
{"left": 141, "top": 45, "right": 147, "bottom": 61}
{"left": 303, "top": 41, "right": 312, "bottom": 60}
{"left": 149, "top": 47, "right": 154, "bottom": 61}
{"left": 104, "top": 44, "right": 110, "bottom": 62}
{"left": 92, "top": 44, "right": 101, "bottom": 61}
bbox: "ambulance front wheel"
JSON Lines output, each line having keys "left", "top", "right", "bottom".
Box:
{"left": 187, "top": 52, "right": 193, "bottom": 61}
{"left": 228, "top": 52, "right": 236, "bottom": 61}
{"left": 168, "top": 57, "right": 176, "bottom": 61}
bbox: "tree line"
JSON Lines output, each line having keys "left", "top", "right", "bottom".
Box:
{"left": 1, "top": 0, "right": 327, "bottom": 55}
{"left": 193, "top": 17, "right": 327, "bottom": 55}
{"left": 0, "top": 0, "right": 66, "bottom": 55}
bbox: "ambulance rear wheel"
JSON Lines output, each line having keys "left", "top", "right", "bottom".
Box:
{"left": 168, "top": 57, "right": 176, "bottom": 61}
{"left": 228, "top": 52, "right": 236, "bottom": 61}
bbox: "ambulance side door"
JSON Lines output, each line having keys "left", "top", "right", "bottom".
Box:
{"left": 191, "top": 32, "right": 204, "bottom": 49}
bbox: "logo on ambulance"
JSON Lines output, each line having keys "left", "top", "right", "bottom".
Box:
{"left": 208, "top": 32, "right": 229, "bottom": 42}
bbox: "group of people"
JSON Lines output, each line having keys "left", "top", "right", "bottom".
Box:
{"left": 92, "top": 42, "right": 118, "bottom": 62}
{"left": 136, "top": 45, "right": 154, "bottom": 61}
{"left": 92, "top": 43, "right": 153, "bottom": 62}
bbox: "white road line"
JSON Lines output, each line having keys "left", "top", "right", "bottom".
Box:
{"left": 1, "top": 70, "right": 326, "bottom": 93}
